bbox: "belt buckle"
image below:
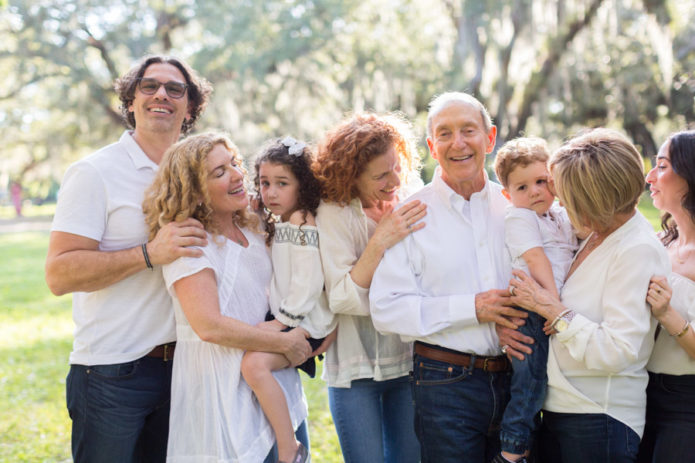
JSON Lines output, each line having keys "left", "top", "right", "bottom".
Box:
{"left": 163, "top": 344, "right": 171, "bottom": 362}
{"left": 482, "top": 357, "right": 490, "bottom": 371}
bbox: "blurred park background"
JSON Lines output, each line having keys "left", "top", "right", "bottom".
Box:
{"left": 1, "top": 0, "right": 694, "bottom": 205}
{"left": 0, "top": 0, "right": 693, "bottom": 461}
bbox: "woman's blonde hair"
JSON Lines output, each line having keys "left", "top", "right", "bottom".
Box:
{"left": 143, "top": 132, "right": 258, "bottom": 240}
{"left": 550, "top": 128, "right": 645, "bottom": 232}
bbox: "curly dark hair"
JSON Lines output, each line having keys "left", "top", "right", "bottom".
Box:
{"left": 658, "top": 130, "right": 695, "bottom": 246}
{"left": 114, "top": 55, "right": 213, "bottom": 135}
{"left": 254, "top": 138, "right": 322, "bottom": 245}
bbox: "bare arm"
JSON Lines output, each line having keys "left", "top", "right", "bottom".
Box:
{"left": 174, "top": 268, "right": 312, "bottom": 366}
{"left": 45, "top": 218, "right": 207, "bottom": 295}
{"left": 349, "top": 200, "right": 426, "bottom": 288}
{"left": 521, "top": 247, "right": 560, "bottom": 299}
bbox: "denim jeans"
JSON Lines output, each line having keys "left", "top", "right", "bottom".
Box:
{"left": 538, "top": 411, "right": 640, "bottom": 463}
{"left": 263, "top": 420, "right": 309, "bottom": 463}
{"left": 412, "top": 353, "right": 511, "bottom": 463}
{"left": 500, "top": 310, "right": 548, "bottom": 454}
{"left": 66, "top": 356, "right": 173, "bottom": 463}
{"left": 637, "top": 372, "right": 695, "bottom": 463}
{"left": 328, "top": 376, "right": 419, "bottom": 463}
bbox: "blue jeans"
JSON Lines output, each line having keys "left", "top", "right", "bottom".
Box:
{"left": 264, "top": 420, "right": 309, "bottom": 463}
{"left": 328, "top": 376, "right": 419, "bottom": 463}
{"left": 637, "top": 372, "right": 695, "bottom": 463}
{"left": 66, "top": 356, "right": 173, "bottom": 463}
{"left": 538, "top": 411, "right": 640, "bottom": 463}
{"left": 501, "top": 310, "right": 548, "bottom": 454}
{"left": 412, "top": 353, "right": 511, "bottom": 463}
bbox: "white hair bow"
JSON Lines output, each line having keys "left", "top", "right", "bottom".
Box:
{"left": 280, "top": 136, "right": 306, "bottom": 156}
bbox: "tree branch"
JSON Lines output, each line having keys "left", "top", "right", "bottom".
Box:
{"left": 510, "top": 0, "right": 605, "bottom": 138}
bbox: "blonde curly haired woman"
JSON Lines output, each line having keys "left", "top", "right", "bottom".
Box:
{"left": 143, "top": 132, "right": 312, "bottom": 463}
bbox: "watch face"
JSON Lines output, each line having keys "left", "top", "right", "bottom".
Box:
{"left": 555, "top": 318, "right": 569, "bottom": 332}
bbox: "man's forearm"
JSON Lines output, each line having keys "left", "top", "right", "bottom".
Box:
{"left": 46, "top": 243, "right": 149, "bottom": 295}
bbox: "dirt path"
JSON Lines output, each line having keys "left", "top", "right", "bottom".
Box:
{"left": 0, "top": 216, "right": 52, "bottom": 234}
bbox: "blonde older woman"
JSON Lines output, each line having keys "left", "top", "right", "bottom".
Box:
{"left": 143, "top": 132, "right": 312, "bottom": 463}
{"left": 506, "top": 129, "right": 670, "bottom": 463}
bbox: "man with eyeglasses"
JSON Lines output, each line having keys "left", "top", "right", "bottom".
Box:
{"left": 45, "top": 55, "right": 212, "bottom": 463}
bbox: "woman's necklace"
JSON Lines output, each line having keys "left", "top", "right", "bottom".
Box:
{"left": 226, "top": 223, "right": 247, "bottom": 247}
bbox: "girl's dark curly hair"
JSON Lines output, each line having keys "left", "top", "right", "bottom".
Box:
{"left": 659, "top": 130, "right": 695, "bottom": 246}
{"left": 254, "top": 139, "right": 322, "bottom": 245}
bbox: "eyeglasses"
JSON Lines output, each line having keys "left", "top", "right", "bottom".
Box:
{"left": 136, "top": 78, "right": 188, "bottom": 99}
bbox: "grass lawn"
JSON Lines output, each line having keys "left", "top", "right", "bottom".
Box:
{"left": 0, "top": 231, "right": 342, "bottom": 462}
{"left": 0, "top": 193, "right": 661, "bottom": 462}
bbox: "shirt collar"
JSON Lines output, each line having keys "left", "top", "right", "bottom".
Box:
{"left": 120, "top": 131, "right": 158, "bottom": 171}
{"left": 432, "top": 165, "right": 491, "bottom": 209}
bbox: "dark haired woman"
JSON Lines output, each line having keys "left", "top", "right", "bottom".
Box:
{"left": 638, "top": 130, "right": 695, "bottom": 463}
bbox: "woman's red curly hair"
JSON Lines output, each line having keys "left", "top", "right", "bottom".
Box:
{"left": 313, "top": 112, "right": 420, "bottom": 205}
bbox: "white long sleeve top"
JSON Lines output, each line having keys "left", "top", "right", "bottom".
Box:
{"left": 316, "top": 199, "right": 413, "bottom": 388}
{"left": 269, "top": 222, "right": 336, "bottom": 339}
{"left": 544, "top": 212, "right": 670, "bottom": 437}
{"left": 369, "top": 168, "right": 512, "bottom": 355}
{"left": 647, "top": 272, "right": 695, "bottom": 375}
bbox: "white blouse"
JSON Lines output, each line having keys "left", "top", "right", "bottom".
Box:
{"left": 316, "top": 199, "right": 413, "bottom": 388}
{"left": 269, "top": 222, "right": 336, "bottom": 339}
{"left": 647, "top": 273, "right": 695, "bottom": 375}
{"left": 543, "top": 212, "right": 670, "bottom": 437}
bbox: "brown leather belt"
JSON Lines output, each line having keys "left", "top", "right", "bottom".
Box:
{"left": 146, "top": 342, "right": 176, "bottom": 361}
{"left": 414, "top": 342, "right": 510, "bottom": 372}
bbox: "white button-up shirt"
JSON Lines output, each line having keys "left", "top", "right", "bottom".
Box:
{"left": 370, "top": 167, "right": 512, "bottom": 355}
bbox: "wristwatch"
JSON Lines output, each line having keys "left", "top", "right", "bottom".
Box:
{"left": 552, "top": 310, "right": 576, "bottom": 333}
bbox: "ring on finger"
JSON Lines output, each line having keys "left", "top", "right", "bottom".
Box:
{"left": 501, "top": 345, "right": 509, "bottom": 354}
{"left": 509, "top": 285, "right": 515, "bottom": 296}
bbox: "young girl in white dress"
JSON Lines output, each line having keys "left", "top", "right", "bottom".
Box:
{"left": 241, "top": 137, "right": 336, "bottom": 463}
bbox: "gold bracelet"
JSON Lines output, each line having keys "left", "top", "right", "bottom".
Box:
{"left": 550, "top": 309, "right": 572, "bottom": 330}
{"left": 673, "top": 320, "right": 690, "bottom": 338}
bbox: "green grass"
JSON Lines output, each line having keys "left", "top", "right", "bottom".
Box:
{"left": 0, "top": 231, "right": 341, "bottom": 462}
{"left": 0, "top": 232, "right": 72, "bottom": 463}
{"left": 0, "top": 195, "right": 662, "bottom": 461}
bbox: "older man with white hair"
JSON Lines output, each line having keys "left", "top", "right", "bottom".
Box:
{"left": 370, "top": 92, "right": 525, "bottom": 462}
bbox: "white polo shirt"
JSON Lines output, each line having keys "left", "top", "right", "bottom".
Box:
{"left": 52, "top": 131, "right": 175, "bottom": 366}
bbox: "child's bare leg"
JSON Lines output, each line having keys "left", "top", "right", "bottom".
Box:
{"left": 241, "top": 350, "right": 298, "bottom": 462}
